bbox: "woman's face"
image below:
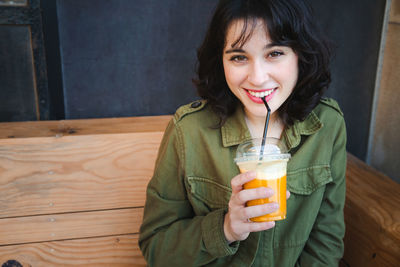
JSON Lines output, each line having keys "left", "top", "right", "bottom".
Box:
{"left": 222, "top": 19, "right": 298, "bottom": 120}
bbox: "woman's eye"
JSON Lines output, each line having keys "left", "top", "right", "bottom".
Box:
{"left": 230, "top": 55, "right": 247, "bottom": 62}
{"left": 269, "top": 51, "right": 284, "bottom": 58}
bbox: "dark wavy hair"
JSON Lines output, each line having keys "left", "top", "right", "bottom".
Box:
{"left": 193, "top": 0, "right": 333, "bottom": 127}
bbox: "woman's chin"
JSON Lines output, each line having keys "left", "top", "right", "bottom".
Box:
{"left": 244, "top": 106, "right": 272, "bottom": 119}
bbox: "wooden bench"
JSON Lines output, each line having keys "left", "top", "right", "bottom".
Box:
{"left": 0, "top": 116, "right": 399, "bottom": 266}
{"left": 341, "top": 154, "right": 400, "bottom": 267}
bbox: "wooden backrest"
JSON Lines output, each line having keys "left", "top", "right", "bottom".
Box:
{"left": 1, "top": 116, "right": 399, "bottom": 266}
{"left": 0, "top": 116, "right": 171, "bottom": 266}
{"left": 342, "top": 154, "right": 400, "bottom": 267}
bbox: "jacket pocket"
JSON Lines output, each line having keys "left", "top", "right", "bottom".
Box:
{"left": 274, "top": 165, "right": 332, "bottom": 249}
{"left": 287, "top": 164, "right": 332, "bottom": 195}
{"left": 186, "top": 176, "right": 231, "bottom": 215}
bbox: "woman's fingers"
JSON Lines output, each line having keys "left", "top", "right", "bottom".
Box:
{"left": 224, "top": 203, "right": 278, "bottom": 243}
{"left": 225, "top": 171, "right": 287, "bottom": 243}
{"left": 286, "top": 190, "right": 291, "bottom": 199}
{"left": 234, "top": 187, "right": 274, "bottom": 206}
{"left": 245, "top": 220, "right": 276, "bottom": 233}
{"left": 230, "top": 171, "right": 257, "bottom": 194}
{"left": 240, "top": 202, "right": 279, "bottom": 221}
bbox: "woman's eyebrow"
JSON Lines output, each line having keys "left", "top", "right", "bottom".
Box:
{"left": 225, "top": 42, "right": 283, "bottom": 54}
{"left": 265, "top": 42, "right": 282, "bottom": 49}
{"left": 225, "top": 48, "right": 245, "bottom": 54}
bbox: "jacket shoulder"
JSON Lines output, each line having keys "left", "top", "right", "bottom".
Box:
{"left": 317, "top": 97, "right": 344, "bottom": 117}
{"left": 173, "top": 100, "right": 208, "bottom": 123}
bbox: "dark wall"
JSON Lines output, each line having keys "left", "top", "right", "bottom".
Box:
{"left": 1, "top": 0, "right": 50, "bottom": 121}
{"left": 311, "top": 0, "right": 386, "bottom": 160}
{"left": 1, "top": 0, "right": 387, "bottom": 162}
{"left": 56, "top": 0, "right": 216, "bottom": 118}
{"left": 53, "top": 0, "right": 386, "bottom": 160}
{"left": 0, "top": 26, "right": 37, "bottom": 121}
{"left": 310, "top": 0, "right": 386, "bottom": 161}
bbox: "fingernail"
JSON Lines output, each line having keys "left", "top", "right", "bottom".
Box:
{"left": 265, "top": 188, "right": 275, "bottom": 196}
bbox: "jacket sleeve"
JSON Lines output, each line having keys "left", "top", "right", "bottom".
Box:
{"left": 296, "top": 116, "right": 347, "bottom": 266}
{"left": 138, "top": 119, "right": 238, "bottom": 267}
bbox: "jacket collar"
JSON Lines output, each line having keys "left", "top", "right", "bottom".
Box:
{"left": 282, "top": 111, "right": 323, "bottom": 151}
{"left": 221, "top": 106, "right": 323, "bottom": 150}
{"left": 221, "top": 106, "right": 252, "bottom": 147}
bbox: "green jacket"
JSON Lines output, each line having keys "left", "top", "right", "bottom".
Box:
{"left": 139, "top": 98, "right": 346, "bottom": 267}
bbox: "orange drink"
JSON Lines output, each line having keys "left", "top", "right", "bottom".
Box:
{"left": 235, "top": 138, "right": 290, "bottom": 222}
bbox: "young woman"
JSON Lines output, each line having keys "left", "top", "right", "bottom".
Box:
{"left": 139, "top": 0, "right": 346, "bottom": 266}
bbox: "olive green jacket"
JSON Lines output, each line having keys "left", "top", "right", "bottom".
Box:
{"left": 139, "top": 98, "right": 347, "bottom": 267}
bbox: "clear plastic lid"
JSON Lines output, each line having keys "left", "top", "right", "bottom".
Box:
{"left": 234, "top": 137, "right": 291, "bottom": 163}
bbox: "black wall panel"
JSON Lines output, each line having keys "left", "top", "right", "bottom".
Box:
{"left": 1, "top": 0, "right": 49, "bottom": 121}
{"left": 0, "top": 25, "right": 37, "bottom": 121}
{"left": 57, "top": 0, "right": 217, "bottom": 119}
{"left": 55, "top": 0, "right": 386, "bottom": 160}
{"left": 310, "top": 0, "right": 386, "bottom": 160}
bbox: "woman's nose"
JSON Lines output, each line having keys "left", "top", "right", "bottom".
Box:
{"left": 247, "top": 61, "right": 269, "bottom": 86}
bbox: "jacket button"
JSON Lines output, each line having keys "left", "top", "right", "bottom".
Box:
{"left": 191, "top": 101, "right": 202, "bottom": 108}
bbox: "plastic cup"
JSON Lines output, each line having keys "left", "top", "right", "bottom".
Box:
{"left": 234, "top": 137, "right": 290, "bottom": 222}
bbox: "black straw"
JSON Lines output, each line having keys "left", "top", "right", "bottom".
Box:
{"left": 259, "top": 97, "right": 271, "bottom": 161}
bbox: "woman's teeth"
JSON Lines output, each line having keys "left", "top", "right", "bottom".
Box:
{"left": 248, "top": 89, "right": 274, "bottom": 98}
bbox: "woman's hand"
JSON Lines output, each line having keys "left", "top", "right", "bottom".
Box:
{"left": 223, "top": 171, "right": 290, "bottom": 244}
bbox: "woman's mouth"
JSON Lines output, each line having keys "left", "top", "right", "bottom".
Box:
{"left": 244, "top": 88, "right": 277, "bottom": 103}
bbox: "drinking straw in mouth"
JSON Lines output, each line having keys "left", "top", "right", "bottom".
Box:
{"left": 259, "top": 96, "right": 271, "bottom": 161}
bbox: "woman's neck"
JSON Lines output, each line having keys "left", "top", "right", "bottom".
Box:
{"left": 244, "top": 112, "right": 284, "bottom": 139}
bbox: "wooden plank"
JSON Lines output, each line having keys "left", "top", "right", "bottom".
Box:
{"left": 342, "top": 153, "right": 400, "bottom": 267}
{"left": 0, "top": 132, "right": 161, "bottom": 218}
{"left": 390, "top": 0, "right": 400, "bottom": 24}
{"left": 0, "top": 234, "right": 146, "bottom": 266}
{"left": 0, "top": 115, "right": 172, "bottom": 139}
{"left": 0, "top": 208, "right": 143, "bottom": 246}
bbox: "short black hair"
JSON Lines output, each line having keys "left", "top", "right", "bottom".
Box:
{"left": 193, "top": 0, "right": 333, "bottom": 127}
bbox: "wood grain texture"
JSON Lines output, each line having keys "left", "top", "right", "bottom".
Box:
{"left": 0, "top": 115, "right": 172, "bottom": 139}
{"left": 390, "top": 0, "right": 400, "bottom": 23}
{"left": 0, "top": 132, "right": 162, "bottom": 218}
{"left": 1, "top": 113, "right": 399, "bottom": 266}
{"left": 0, "top": 234, "right": 146, "bottom": 266}
{"left": 342, "top": 154, "right": 400, "bottom": 267}
{"left": 0, "top": 208, "right": 143, "bottom": 246}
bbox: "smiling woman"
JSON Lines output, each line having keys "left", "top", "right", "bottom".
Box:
{"left": 139, "top": 0, "right": 346, "bottom": 266}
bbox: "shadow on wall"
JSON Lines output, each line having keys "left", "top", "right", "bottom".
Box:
{"left": 370, "top": 0, "right": 400, "bottom": 183}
